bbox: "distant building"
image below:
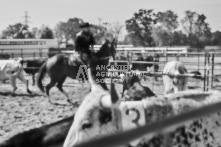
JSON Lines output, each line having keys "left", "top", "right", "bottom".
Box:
{"left": 0, "top": 39, "right": 58, "bottom": 58}
{"left": 204, "top": 46, "right": 221, "bottom": 52}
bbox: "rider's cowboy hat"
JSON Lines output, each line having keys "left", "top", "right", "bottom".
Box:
{"left": 79, "top": 22, "right": 92, "bottom": 28}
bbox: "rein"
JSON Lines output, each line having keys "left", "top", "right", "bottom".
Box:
{"left": 97, "top": 56, "right": 113, "bottom": 61}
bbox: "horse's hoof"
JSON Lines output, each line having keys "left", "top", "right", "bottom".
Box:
{"left": 27, "top": 89, "right": 32, "bottom": 94}
{"left": 10, "top": 92, "right": 16, "bottom": 97}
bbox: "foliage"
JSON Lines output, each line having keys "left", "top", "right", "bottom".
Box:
{"left": 1, "top": 23, "right": 34, "bottom": 39}
{"left": 211, "top": 31, "right": 221, "bottom": 45}
{"left": 125, "top": 9, "right": 157, "bottom": 46}
{"left": 91, "top": 25, "right": 113, "bottom": 45}
{"left": 104, "top": 22, "right": 124, "bottom": 44}
{"left": 54, "top": 18, "right": 84, "bottom": 44}
{"left": 39, "top": 25, "right": 54, "bottom": 39}
{"left": 181, "top": 10, "right": 211, "bottom": 49}
{"left": 151, "top": 10, "right": 179, "bottom": 46}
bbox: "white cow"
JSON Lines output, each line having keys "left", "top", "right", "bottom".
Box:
{"left": 0, "top": 59, "right": 31, "bottom": 94}
{"left": 63, "top": 67, "right": 221, "bottom": 147}
{"left": 163, "top": 60, "right": 188, "bottom": 95}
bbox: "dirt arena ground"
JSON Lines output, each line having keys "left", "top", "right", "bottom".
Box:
{"left": 0, "top": 70, "right": 220, "bottom": 143}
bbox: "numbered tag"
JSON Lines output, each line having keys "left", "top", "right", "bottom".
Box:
{"left": 119, "top": 101, "right": 145, "bottom": 146}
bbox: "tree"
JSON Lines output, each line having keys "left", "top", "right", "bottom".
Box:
{"left": 39, "top": 25, "right": 54, "bottom": 39}
{"left": 181, "top": 11, "right": 211, "bottom": 49}
{"left": 170, "top": 31, "right": 188, "bottom": 46}
{"left": 91, "top": 25, "right": 111, "bottom": 45}
{"left": 54, "top": 18, "right": 84, "bottom": 44}
{"left": 1, "top": 23, "right": 34, "bottom": 39}
{"left": 151, "top": 10, "right": 179, "bottom": 46}
{"left": 104, "top": 21, "right": 124, "bottom": 44}
{"left": 155, "top": 10, "right": 179, "bottom": 31}
{"left": 152, "top": 10, "right": 179, "bottom": 46}
{"left": 125, "top": 9, "right": 157, "bottom": 46}
{"left": 211, "top": 31, "right": 221, "bottom": 45}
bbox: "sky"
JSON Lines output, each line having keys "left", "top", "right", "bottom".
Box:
{"left": 1, "top": 0, "right": 221, "bottom": 32}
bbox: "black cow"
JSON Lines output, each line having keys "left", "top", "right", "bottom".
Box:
{"left": 0, "top": 115, "right": 74, "bottom": 147}
{"left": 20, "top": 58, "right": 47, "bottom": 85}
{"left": 122, "top": 75, "right": 155, "bottom": 101}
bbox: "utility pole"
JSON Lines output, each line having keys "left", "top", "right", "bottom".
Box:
{"left": 98, "top": 18, "right": 102, "bottom": 26}
{"left": 22, "top": 11, "right": 31, "bottom": 26}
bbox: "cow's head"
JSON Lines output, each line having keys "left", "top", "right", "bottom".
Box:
{"left": 172, "top": 62, "right": 188, "bottom": 92}
{"left": 163, "top": 61, "right": 188, "bottom": 94}
{"left": 63, "top": 82, "right": 122, "bottom": 147}
{"left": 124, "top": 83, "right": 155, "bottom": 101}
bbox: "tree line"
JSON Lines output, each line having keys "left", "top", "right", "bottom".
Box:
{"left": 1, "top": 9, "right": 221, "bottom": 51}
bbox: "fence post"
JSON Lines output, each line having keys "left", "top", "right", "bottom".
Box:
{"left": 33, "top": 52, "right": 36, "bottom": 61}
{"left": 211, "top": 53, "right": 215, "bottom": 89}
{"left": 1, "top": 49, "right": 3, "bottom": 59}
{"left": 152, "top": 52, "right": 155, "bottom": 91}
{"left": 176, "top": 54, "right": 179, "bottom": 61}
{"left": 21, "top": 49, "right": 23, "bottom": 58}
{"left": 198, "top": 52, "right": 200, "bottom": 71}
{"left": 206, "top": 53, "right": 210, "bottom": 91}
{"left": 203, "top": 53, "right": 207, "bottom": 91}
{"left": 165, "top": 47, "right": 168, "bottom": 63}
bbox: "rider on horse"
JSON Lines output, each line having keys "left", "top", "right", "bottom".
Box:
{"left": 74, "top": 22, "right": 96, "bottom": 65}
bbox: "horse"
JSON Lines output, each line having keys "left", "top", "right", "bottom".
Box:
{"left": 162, "top": 60, "right": 188, "bottom": 95}
{"left": 36, "top": 39, "right": 116, "bottom": 104}
{"left": 63, "top": 67, "right": 221, "bottom": 147}
{"left": 0, "top": 59, "right": 31, "bottom": 94}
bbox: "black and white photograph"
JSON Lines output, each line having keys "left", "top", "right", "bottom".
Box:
{"left": 1, "top": 0, "right": 221, "bottom": 147}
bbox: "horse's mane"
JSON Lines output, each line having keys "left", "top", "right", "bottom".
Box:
{"left": 96, "top": 39, "right": 110, "bottom": 58}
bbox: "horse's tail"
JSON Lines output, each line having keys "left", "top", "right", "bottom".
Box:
{"left": 37, "top": 61, "right": 47, "bottom": 93}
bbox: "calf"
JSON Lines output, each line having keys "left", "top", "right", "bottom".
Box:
{"left": 21, "top": 58, "right": 47, "bottom": 85}
{"left": 122, "top": 75, "right": 155, "bottom": 101}
{"left": 0, "top": 115, "right": 74, "bottom": 147}
{"left": 0, "top": 59, "right": 31, "bottom": 94}
{"left": 163, "top": 60, "right": 188, "bottom": 95}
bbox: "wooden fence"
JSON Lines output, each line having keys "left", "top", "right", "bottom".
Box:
{"left": 0, "top": 48, "right": 220, "bottom": 93}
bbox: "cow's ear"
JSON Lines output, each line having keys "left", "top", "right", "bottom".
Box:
{"left": 110, "top": 82, "right": 119, "bottom": 104}
{"left": 100, "top": 82, "right": 120, "bottom": 109}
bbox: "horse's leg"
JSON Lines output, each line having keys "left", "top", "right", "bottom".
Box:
{"left": 56, "top": 76, "right": 72, "bottom": 103}
{"left": 32, "top": 73, "right": 35, "bottom": 86}
{"left": 17, "top": 73, "right": 32, "bottom": 94}
{"left": 154, "top": 65, "right": 159, "bottom": 81}
{"left": 10, "top": 77, "right": 17, "bottom": 94}
{"left": 46, "top": 79, "right": 56, "bottom": 96}
{"left": 45, "top": 80, "right": 57, "bottom": 104}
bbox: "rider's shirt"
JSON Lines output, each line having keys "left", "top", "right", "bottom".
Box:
{"left": 75, "top": 30, "right": 95, "bottom": 53}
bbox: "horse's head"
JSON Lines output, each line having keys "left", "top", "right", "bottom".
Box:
{"left": 63, "top": 82, "right": 122, "bottom": 147}
{"left": 96, "top": 39, "right": 117, "bottom": 61}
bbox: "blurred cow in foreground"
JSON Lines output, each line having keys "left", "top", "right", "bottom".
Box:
{"left": 0, "top": 59, "right": 31, "bottom": 94}
{"left": 0, "top": 115, "right": 74, "bottom": 147}
{"left": 163, "top": 60, "right": 188, "bottom": 95}
{"left": 63, "top": 71, "right": 221, "bottom": 147}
